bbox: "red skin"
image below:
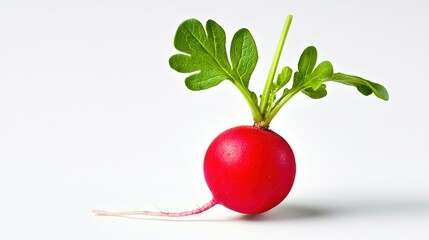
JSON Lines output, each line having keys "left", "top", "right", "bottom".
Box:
{"left": 204, "top": 125, "right": 296, "bottom": 214}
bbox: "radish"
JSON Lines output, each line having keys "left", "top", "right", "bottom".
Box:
{"left": 93, "top": 15, "right": 388, "bottom": 217}
{"left": 204, "top": 126, "right": 295, "bottom": 214}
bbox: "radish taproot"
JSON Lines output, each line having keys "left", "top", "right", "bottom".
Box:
{"left": 92, "top": 15, "right": 388, "bottom": 217}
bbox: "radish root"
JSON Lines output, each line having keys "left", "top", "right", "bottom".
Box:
{"left": 92, "top": 199, "right": 217, "bottom": 217}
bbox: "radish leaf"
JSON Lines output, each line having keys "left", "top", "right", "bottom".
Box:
{"left": 305, "top": 61, "right": 334, "bottom": 90}
{"left": 275, "top": 66, "right": 293, "bottom": 90}
{"left": 302, "top": 84, "right": 327, "bottom": 99}
{"left": 298, "top": 46, "right": 318, "bottom": 77}
{"left": 169, "top": 19, "right": 230, "bottom": 90}
{"left": 170, "top": 18, "right": 262, "bottom": 121}
{"left": 328, "top": 73, "right": 389, "bottom": 100}
{"left": 231, "top": 29, "right": 258, "bottom": 88}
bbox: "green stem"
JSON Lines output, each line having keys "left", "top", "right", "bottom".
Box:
{"left": 233, "top": 81, "right": 263, "bottom": 122}
{"left": 259, "top": 15, "right": 293, "bottom": 115}
{"left": 259, "top": 87, "right": 302, "bottom": 128}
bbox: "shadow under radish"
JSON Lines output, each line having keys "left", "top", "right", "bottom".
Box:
{"left": 239, "top": 204, "right": 326, "bottom": 222}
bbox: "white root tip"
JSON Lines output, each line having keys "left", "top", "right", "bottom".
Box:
{"left": 91, "top": 199, "right": 217, "bottom": 218}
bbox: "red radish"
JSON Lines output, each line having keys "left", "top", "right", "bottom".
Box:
{"left": 204, "top": 126, "right": 295, "bottom": 214}
{"left": 92, "top": 16, "right": 389, "bottom": 218}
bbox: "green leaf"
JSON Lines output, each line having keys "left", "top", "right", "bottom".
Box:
{"left": 169, "top": 54, "right": 200, "bottom": 73}
{"left": 230, "top": 29, "right": 258, "bottom": 88}
{"left": 169, "top": 19, "right": 231, "bottom": 90}
{"left": 302, "top": 84, "right": 327, "bottom": 99}
{"left": 292, "top": 71, "right": 303, "bottom": 88}
{"left": 298, "top": 46, "right": 318, "bottom": 76}
{"left": 169, "top": 18, "right": 263, "bottom": 122}
{"left": 305, "top": 61, "right": 334, "bottom": 90}
{"left": 329, "top": 73, "right": 389, "bottom": 100}
{"left": 282, "top": 87, "right": 289, "bottom": 96}
{"left": 276, "top": 66, "right": 293, "bottom": 90}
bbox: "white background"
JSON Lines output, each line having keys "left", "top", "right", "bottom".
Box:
{"left": 1, "top": 0, "right": 428, "bottom": 239}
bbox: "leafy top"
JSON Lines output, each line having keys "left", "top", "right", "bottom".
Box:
{"left": 169, "top": 16, "right": 389, "bottom": 128}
